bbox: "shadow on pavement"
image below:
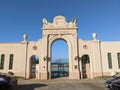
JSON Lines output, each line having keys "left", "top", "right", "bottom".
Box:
{"left": 11, "top": 84, "right": 47, "bottom": 90}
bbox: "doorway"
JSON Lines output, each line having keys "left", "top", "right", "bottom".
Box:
{"left": 30, "top": 55, "right": 39, "bottom": 78}
{"left": 81, "top": 54, "right": 90, "bottom": 78}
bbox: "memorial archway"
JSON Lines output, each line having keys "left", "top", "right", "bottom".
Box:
{"left": 41, "top": 16, "right": 80, "bottom": 79}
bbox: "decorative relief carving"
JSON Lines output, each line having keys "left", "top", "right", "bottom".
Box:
{"left": 53, "top": 16, "right": 66, "bottom": 26}
{"left": 42, "top": 16, "right": 78, "bottom": 29}
{"left": 83, "top": 45, "right": 88, "bottom": 49}
{"left": 42, "top": 18, "right": 48, "bottom": 25}
{"left": 68, "top": 18, "right": 77, "bottom": 27}
{"left": 33, "top": 46, "right": 37, "bottom": 50}
{"left": 48, "top": 34, "right": 57, "bottom": 40}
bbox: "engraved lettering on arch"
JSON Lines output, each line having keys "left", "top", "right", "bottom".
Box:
{"left": 51, "top": 31, "right": 70, "bottom": 34}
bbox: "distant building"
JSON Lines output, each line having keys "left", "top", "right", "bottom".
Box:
{"left": 0, "top": 16, "right": 120, "bottom": 80}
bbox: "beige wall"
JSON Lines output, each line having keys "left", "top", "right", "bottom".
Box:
{"left": 0, "top": 42, "right": 26, "bottom": 77}
{"left": 78, "top": 40, "right": 103, "bottom": 78}
{"left": 101, "top": 42, "right": 120, "bottom": 76}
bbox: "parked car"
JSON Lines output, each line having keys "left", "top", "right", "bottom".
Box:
{"left": 0, "top": 73, "right": 17, "bottom": 87}
{"left": 111, "top": 79, "right": 120, "bottom": 90}
{"left": 105, "top": 72, "right": 120, "bottom": 88}
{"left": 0, "top": 75, "right": 10, "bottom": 90}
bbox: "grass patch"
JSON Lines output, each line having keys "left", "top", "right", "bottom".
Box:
{"left": 94, "top": 76, "right": 112, "bottom": 80}
{"left": 15, "top": 76, "right": 25, "bottom": 80}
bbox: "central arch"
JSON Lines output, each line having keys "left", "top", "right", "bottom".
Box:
{"left": 51, "top": 39, "right": 69, "bottom": 79}
{"left": 48, "top": 35, "right": 72, "bottom": 79}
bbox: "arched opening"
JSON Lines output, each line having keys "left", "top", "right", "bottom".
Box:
{"left": 81, "top": 54, "right": 90, "bottom": 79}
{"left": 30, "top": 55, "right": 39, "bottom": 78}
{"left": 51, "top": 40, "right": 69, "bottom": 79}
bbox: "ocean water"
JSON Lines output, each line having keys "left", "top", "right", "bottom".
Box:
{"left": 51, "top": 67, "right": 69, "bottom": 77}
{"left": 52, "top": 67, "right": 69, "bottom": 71}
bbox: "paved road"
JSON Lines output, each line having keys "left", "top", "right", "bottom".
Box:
{"left": 11, "top": 79, "right": 110, "bottom": 90}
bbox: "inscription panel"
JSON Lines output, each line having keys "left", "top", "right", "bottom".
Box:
{"left": 43, "top": 30, "right": 76, "bottom": 35}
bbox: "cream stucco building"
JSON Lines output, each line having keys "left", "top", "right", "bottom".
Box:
{"left": 0, "top": 16, "right": 120, "bottom": 80}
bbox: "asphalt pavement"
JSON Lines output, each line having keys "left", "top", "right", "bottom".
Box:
{"left": 11, "top": 78, "right": 110, "bottom": 90}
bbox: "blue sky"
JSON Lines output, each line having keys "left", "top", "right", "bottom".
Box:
{"left": 0, "top": 0, "right": 120, "bottom": 61}
{"left": 52, "top": 40, "right": 68, "bottom": 62}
